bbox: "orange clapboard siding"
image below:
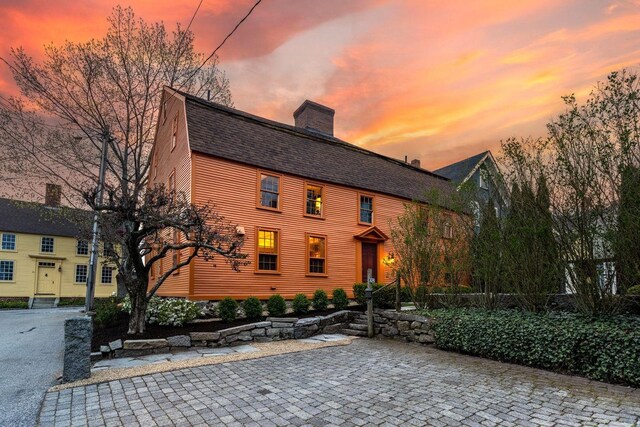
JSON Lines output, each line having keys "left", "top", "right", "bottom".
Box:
{"left": 186, "top": 152, "right": 406, "bottom": 300}
{"left": 149, "top": 91, "right": 192, "bottom": 296}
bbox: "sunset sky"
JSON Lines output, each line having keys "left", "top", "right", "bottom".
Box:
{"left": 1, "top": 0, "right": 639, "bottom": 169}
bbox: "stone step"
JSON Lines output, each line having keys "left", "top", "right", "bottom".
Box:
{"left": 348, "top": 323, "right": 369, "bottom": 331}
{"left": 352, "top": 318, "right": 368, "bottom": 325}
{"left": 31, "top": 298, "right": 56, "bottom": 309}
{"left": 341, "top": 329, "right": 368, "bottom": 337}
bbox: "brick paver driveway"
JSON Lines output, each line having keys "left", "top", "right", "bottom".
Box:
{"left": 40, "top": 339, "right": 640, "bottom": 426}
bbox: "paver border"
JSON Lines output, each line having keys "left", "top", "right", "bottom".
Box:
{"left": 49, "top": 336, "right": 356, "bottom": 392}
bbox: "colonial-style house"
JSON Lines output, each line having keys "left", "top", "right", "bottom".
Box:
{"left": 434, "top": 150, "right": 509, "bottom": 226}
{"left": 0, "top": 186, "right": 116, "bottom": 307}
{"left": 149, "top": 88, "right": 457, "bottom": 300}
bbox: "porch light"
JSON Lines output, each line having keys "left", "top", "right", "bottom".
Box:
{"left": 383, "top": 252, "right": 395, "bottom": 266}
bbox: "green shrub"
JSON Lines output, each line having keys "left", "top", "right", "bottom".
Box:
{"left": 243, "top": 296, "right": 263, "bottom": 320}
{"left": 332, "top": 288, "right": 349, "bottom": 310}
{"left": 121, "top": 296, "right": 202, "bottom": 326}
{"left": 427, "top": 308, "right": 640, "bottom": 387}
{"left": 0, "top": 301, "right": 28, "bottom": 309}
{"left": 353, "top": 283, "right": 406, "bottom": 308}
{"left": 626, "top": 285, "right": 640, "bottom": 295}
{"left": 217, "top": 297, "right": 239, "bottom": 322}
{"left": 292, "top": 293, "right": 310, "bottom": 314}
{"left": 267, "top": 294, "right": 287, "bottom": 317}
{"left": 312, "top": 289, "right": 329, "bottom": 311}
{"left": 94, "top": 297, "right": 121, "bottom": 327}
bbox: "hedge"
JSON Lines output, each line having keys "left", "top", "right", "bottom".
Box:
{"left": 426, "top": 308, "right": 640, "bottom": 387}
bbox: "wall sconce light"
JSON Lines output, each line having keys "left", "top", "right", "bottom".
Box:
{"left": 383, "top": 252, "right": 395, "bottom": 266}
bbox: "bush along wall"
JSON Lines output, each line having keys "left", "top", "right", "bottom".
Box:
{"left": 427, "top": 309, "right": 640, "bottom": 387}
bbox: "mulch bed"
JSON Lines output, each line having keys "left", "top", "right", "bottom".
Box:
{"left": 92, "top": 306, "right": 363, "bottom": 351}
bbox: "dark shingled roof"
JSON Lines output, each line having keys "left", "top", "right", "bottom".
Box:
{"left": 179, "top": 91, "right": 455, "bottom": 202}
{"left": 0, "top": 198, "right": 83, "bottom": 237}
{"left": 434, "top": 151, "right": 489, "bottom": 184}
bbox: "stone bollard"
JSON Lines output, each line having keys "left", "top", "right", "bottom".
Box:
{"left": 63, "top": 317, "right": 93, "bottom": 383}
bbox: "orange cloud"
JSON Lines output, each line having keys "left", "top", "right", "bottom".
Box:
{"left": 1, "top": 0, "right": 640, "bottom": 171}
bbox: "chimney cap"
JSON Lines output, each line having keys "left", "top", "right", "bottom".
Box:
{"left": 293, "top": 100, "right": 335, "bottom": 119}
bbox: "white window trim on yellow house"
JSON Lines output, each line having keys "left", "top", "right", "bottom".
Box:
{"left": 0, "top": 259, "right": 15, "bottom": 282}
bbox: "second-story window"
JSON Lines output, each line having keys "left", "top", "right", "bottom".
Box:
{"left": 76, "top": 240, "right": 89, "bottom": 256}
{"left": 305, "top": 183, "right": 324, "bottom": 217}
{"left": 41, "top": 237, "right": 54, "bottom": 253}
{"left": 1, "top": 233, "right": 16, "bottom": 251}
{"left": 359, "top": 194, "right": 374, "bottom": 225}
{"left": 171, "top": 114, "right": 178, "bottom": 150}
{"left": 258, "top": 173, "right": 280, "bottom": 210}
{"left": 479, "top": 169, "right": 489, "bottom": 190}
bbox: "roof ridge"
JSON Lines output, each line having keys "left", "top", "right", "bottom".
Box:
{"left": 172, "top": 88, "right": 450, "bottom": 183}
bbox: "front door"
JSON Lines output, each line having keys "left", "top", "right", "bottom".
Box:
{"left": 361, "top": 242, "right": 378, "bottom": 283}
{"left": 36, "top": 261, "right": 58, "bottom": 295}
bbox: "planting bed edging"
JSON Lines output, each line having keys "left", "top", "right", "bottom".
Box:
{"left": 97, "top": 310, "right": 356, "bottom": 359}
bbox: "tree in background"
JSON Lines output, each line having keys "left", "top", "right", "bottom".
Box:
{"left": 501, "top": 69, "right": 640, "bottom": 315}
{"left": 472, "top": 197, "right": 502, "bottom": 309}
{"left": 501, "top": 177, "right": 560, "bottom": 311}
{"left": 0, "top": 7, "right": 245, "bottom": 334}
{"left": 615, "top": 165, "right": 640, "bottom": 293}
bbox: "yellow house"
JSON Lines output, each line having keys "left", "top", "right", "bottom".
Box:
{"left": 0, "top": 197, "right": 116, "bottom": 306}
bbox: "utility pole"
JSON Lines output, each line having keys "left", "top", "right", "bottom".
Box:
{"left": 85, "top": 128, "right": 110, "bottom": 313}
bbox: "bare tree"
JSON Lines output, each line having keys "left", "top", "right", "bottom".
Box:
{"left": 390, "top": 190, "right": 473, "bottom": 309}
{"left": 501, "top": 70, "right": 640, "bottom": 315}
{"left": 0, "top": 6, "right": 246, "bottom": 333}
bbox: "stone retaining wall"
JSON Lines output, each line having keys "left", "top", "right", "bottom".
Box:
{"left": 107, "top": 310, "right": 355, "bottom": 358}
{"left": 373, "top": 309, "right": 436, "bottom": 344}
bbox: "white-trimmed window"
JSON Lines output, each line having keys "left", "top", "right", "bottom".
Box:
{"left": 1, "top": 233, "right": 16, "bottom": 251}
{"left": 76, "top": 240, "right": 89, "bottom": 256}
{"left": 41, "top": 237, "right": 54, "bottom": 253}
{"left": 0, "top": 260, "right": 14, "bottom": 281}
{"left": 75, "top": 265, "right": 88, "bottom": 284}
{"left": 101, "top": 265, "right": 113, "bottom": 284}
{"left": 104, "top": 242, "right": 115, "bottom": 257}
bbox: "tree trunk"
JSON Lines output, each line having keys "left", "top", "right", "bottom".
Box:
{"left": 128, "top": 289, "right": 148, "bottom": 335}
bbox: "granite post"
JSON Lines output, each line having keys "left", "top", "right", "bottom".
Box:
{"left": 63, "top": 317, "right": 93, "bottom": 383}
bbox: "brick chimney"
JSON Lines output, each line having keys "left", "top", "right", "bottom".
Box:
{"left": 293, "top": 100, "right": 335, "bottom": 136}
{"left": 45, "top": 183, "right": 61, "bottom": 207}
{"left": 410, "top": 158, "right": 421, "bottom": 168}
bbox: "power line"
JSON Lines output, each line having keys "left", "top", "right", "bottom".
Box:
{"left": 179, "top": 0, "right": 263, "bottom": 90}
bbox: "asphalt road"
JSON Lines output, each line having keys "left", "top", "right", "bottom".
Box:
{"left": 0, "top": 307, "right": 82, "bottom": 427}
